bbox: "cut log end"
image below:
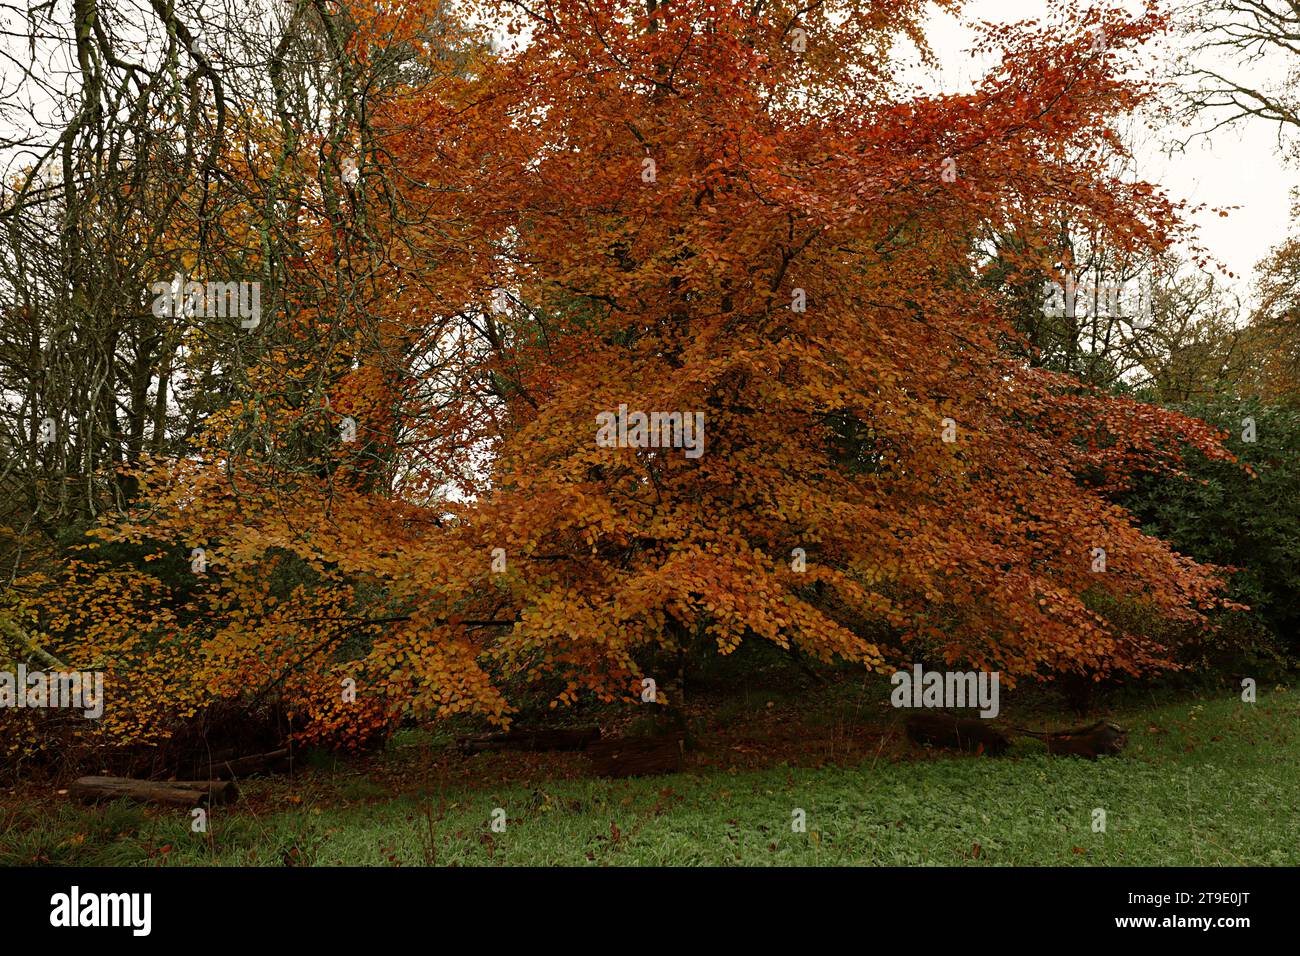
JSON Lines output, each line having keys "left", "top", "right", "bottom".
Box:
{"left": 1043, "top": 721, "right": 1128, "bottom": 759}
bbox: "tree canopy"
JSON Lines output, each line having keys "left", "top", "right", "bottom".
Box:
{"left": 2, "top": 0, "right": 1252, "bottom": 750}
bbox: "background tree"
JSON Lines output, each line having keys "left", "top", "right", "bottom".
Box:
{"left": 1176, "top": 0, "right": 1300, "bottom": 141}
{"left": 1242, "top": 232, "right": 1300, "bottom": 400}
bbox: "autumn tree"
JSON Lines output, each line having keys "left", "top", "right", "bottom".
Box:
{"left": 1241, "top": 233, "right": 1300, "bottom": 401}
{"left": 1, "top": 0, "right": 487, "bottom": 752}
{"left": 12, "top": 0, "right": 1248, "bottom": 751}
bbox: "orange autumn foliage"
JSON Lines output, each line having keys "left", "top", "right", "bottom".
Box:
{"left": 11, "top": 0, "right": 1245, "bottom": 751}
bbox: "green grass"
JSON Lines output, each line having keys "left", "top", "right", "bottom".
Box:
{"left": 4, "top": 686, "right": 1297, "bottom": 866}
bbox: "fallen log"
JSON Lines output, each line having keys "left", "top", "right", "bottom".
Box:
{"left": 584, "top": 735, "right": 684, "bottom": 778}
{"left": 456, "top": 727, "right": 601, "bottom": 755}
{"left": 186, "top": 748, "right": 292, "bottom": 780}
{"left": 904, "top": 713, "right": 1011, "bottom": 756}
{"left": 904, "top": 713, "right": 1129, "bottom": 759}
{"left": 69, "top": 776, "right": 239, "bottom": 807}
{"left": 1024, "top": 720, "right": 1128, "bottom": 759}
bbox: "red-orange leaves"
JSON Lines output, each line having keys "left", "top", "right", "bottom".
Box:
{"left": 33, "top": 0, "right": 1242, "bottom": 752}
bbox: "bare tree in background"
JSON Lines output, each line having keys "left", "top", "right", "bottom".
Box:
{"left": 1175, "top": 0, "right": 1300, "bottom": 143}
{"left": 0, "top": 0, "right": 476, "bottom": 588}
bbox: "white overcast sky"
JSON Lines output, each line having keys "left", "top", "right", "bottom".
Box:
{"left": 907, "top": 0, "right": 1300, "bottom": 298}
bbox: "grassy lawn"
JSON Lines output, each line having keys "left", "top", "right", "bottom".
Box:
{"left": 3, "top": 684, "right": 1297, "bottom": 866}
